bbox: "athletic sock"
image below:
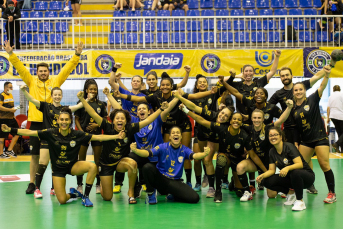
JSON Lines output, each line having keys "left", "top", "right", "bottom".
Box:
{"left": 185, "top": 169, "right": 192, "bottom": 183}
{"left": 202, "top": 163, "right": 207, "bottom": 176}
{"left": 238, "top": 174, "right": 250, "bottom": 192}
{"left": 215, "top": 167, "right": 224, "bottom": 190}
{"left": 249, "top": 172, "right": 255, "bottom": 187}
{"left": 208, "top": 174, "right": 215, "bottom": 188}
{"left": 196, "top": 176, "right": 201, "bottom": 185}
{"left": 51, "top": 178, "right": 54, "bottom": 189}
{"left": 222, "top": 174, "right": 229, "bottom": 183}
{"left": 69, "top": 193, "right": 77, "bottom": 198}
{"left": 77, "top": 175, "right": 83, "bottom": 186}
{"left": 35, "top": 164, "right": 47, "bottom": 189}
{"left": 84, "top": 183, "right": 93, "bottom": 197}
{"left": 324, "top": 169, "right": 335, "bottom": 193}
{"left": 96, "top": 174, "right": 100, "bottom": 186}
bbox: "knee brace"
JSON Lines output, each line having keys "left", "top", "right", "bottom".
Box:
{"left": 216, "top": 154, "right": 228, "bottom": 169}
{"left": 37, "top": 164, "right": 47, "bottom": 175}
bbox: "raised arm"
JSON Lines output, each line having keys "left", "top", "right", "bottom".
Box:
{"left": 176, "top": 65, "right": 191, "bottom": 88}
{"left": 76, "top": 91, "right": 103, "bottom": 126}
{"left": 274, "top": 100, "right": 293, "bottom": 127}
{"left": 139, "top": 103, "right": 165, "bottom": 129}
{"left": 318, "top": 65, "right": 330, "bottom": 97}
{"left": 309, "top": 61, "right": 334, "bottom": 87}
{"left": 266, "top": 50, "right": 281, "bottom": 81}
{"left": 218, "top": 75, "right": 243, "bottom": 102}
{"left": 69, "top": 102, "right": 85, "bottom": 113}
{"left": 20, "top": 85, "right": 40, "bottom": 108}
{"left": 180, "top": 104, "right": 211, "bottom": 129}
{"left": 173, "top": 89, "right": 202, "bottom": 114}
{"left": 160, "top": 98, "right": 179, "bottom": 122}
{"left": 187, "top": 86, "right": 218, "bottom": 100}
{"left": 1, "top": 124, "right": 38, "bottom": 137}
{"left": 103, "top": 87, "right": 122, "bottom": 110}
{"left": 114, "top": 90, "right": 147, "bottom": 103}
{"left": 192, "top": 147, "right": 210, "bottom": 160}
{"left": 91, "top": 130, "right": 125, "bottom": 142}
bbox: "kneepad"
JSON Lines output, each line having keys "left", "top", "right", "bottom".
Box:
{"left": 37, "top": 164, "right": 47, "bottom": 175}
{"left": 216, "top": 154, "right": 227, "bottom": 168}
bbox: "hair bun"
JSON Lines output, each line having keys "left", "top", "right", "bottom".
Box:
{"left": 161, "top": 72, "right": 170, "bottom": 79}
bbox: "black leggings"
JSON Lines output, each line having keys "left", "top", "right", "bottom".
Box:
{"left": 114, "top": 152, "right": 152, "bottom": 185}
{"left": 262, "top": 169, "right": 315, "bottom": 200}
{"left": 142, "top": 163, "right": 200, "bottom": 204}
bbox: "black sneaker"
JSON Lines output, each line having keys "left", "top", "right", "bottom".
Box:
{"left": 332, "top": 143, "right": 341, "bottom": 153}
{"left": 214, "top": 190, "right": 222, "bottom": 203}
{"left": 307, "top": 184, "right": 318, "bottom": 194}
{"left": 257, "top": 183, "right": 264, "bottom": 190}
{"left": 0, "top": 153, "right": 10, "bottom": 159}
{"left": 134, "top": 184, "right": 143, "bottom": 198}
{"left": 6, "top": 150, "right": 17, "bottom": 158}
{"left": 26, "top": 183, "right": 35, "bottom": 194}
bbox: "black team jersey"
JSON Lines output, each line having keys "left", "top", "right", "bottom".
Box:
{"left": 242, "top": 96, "right": 282, "bottom": 125}
{"left": 293, "top": 90, "right": 327, "bottom": 143}
{"left": 197, "top": 108, "right": 220, "bottom": 143}
{"left": 99, "top": 119, "right": 139, "bottom": 165}
{"left": 140, "top": 84, "right": 178, "bottom": 96}
{"left": 210, "top": 123, "right": 252, "bottom": 164}
{"left": 39, "top": 102, "right": 67, "bottom": 129}
{"left": 38, "top": 128, "right": 92, "bottom": 172}
{"left": 228, "top": 75, "right": 268, "bottom": 115}
{"left": 145, "top": 92, "right": 190, "bottom": 128}
{"left": 269, "top": 142, "right": 313, "bottom": 172}
{"left": 269, "top": 80, "right": 311, "bottom": 129}
{"left": 242, "top": 123, "right": 274, "bottom": 167}
{"left": 74, "top": 100, "right": 107, "bottom": 134}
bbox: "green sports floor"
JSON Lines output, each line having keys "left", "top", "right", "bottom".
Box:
{"left": 0, "top": 158, "right": 341, "bottom": 229}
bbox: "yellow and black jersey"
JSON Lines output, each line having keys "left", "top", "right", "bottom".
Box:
{"left": 197, "top": 108, "right": 220, "bottom": 143}
{"left": 0, "top": 92, "right": 14, "bottom": 119}
{"left": 39, "top": 102, "right": 67, "bottom": 129}
{"left": 293, "top": 90, "right": 327, "bottom": 143}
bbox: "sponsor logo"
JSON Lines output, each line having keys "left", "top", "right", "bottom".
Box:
{"left": 201, "top": 54, "right": 221, "bottom": 73}
{"left": 255, "top": 51, "right": 275, "bottom": 67}
{"left": 0, "top": 56, "right": 10, "bottom": 76}
{"left": 95, "top": 54, "right": 115, "bottom": 74}
{"left": 134, "top": 53, "right": 183, "bottom": 74}
{"left": 306, "top": 50, "right": 331, "bottom": 74}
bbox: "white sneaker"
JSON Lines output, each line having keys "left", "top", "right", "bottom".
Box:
{"left": 292, "top": 200, "right": 306, "bottom": 211}
{"left": 240, "top": 191, "right": 253, "bottom": 202}
{"left": 96, "top": 185, "right": 101, "bottom": 194}
{"left": 284, "top": 193, "right": 296, "bottom": 205}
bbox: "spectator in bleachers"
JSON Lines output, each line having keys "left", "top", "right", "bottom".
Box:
{"left": 113, "top": 0, "right": 129, "bottom": 10}
{"left": 318, "top": 0, "right": 328, "bottom": 30}
{"left": 1, "top": 0, "right": 6, "bottom": 12}
{"left": 16, "top": 0, "right": 24, "bottom": 9}
{"left": 151, "top": 0, "right": 169, "bottom": 10}
{"left": 330, "top": 0, "right": 343, "bottom": 32}
{"left": 169, "top": 0, "right": 188, "bottom": 16}
{"left": 66, "top": 0, "right": 83, "bottom": 26}
{"left": 2, "top": 1, "right": 20, "bottom": 50}
{"left": 129, "top": 0, "right": 145, "bottom": 11}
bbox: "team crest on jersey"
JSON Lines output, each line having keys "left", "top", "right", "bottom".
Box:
{"left": 50, "top": 110, "right": 53, "bottom": 113}
{"left": 148, "top": 124, "right": 153, "bottom": 130}
{"left": 253, "top": 87, "right": 257, "bottom": 91}
{"left": 234, "top": 143, "right": 240, "bottom": 149}
{"left": 97, "top": 108, "right": 101, "bottom": 113}
{"left": 260, "top": 134, "right": 265, "bottom": 140}
{"left": 70, "top": 140, "right": 76, "bottom": 147}
{"left": 178, "top": 156, "right": 184, "bottom": 163}
{"left": 264, "top": 114, "right": 270, "bottom": 120}
{"left": 283, "top": 158, "right": 289, "bottom": 165}
{"left": 208, "top": 98, "right": 212, "bottom": 104}
{"left": 304, "top": 105, "right": 310, "bottom": 111}
{"left": 124, "top": 137, "right": 128, "bottom": 143}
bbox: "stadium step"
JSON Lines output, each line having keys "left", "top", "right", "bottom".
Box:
{"left": 69, "top": 25, "right": 110, "bottom": 33}
{"left": 81, "top": 4, "right": 114, "bottom": 11}
{"left": 82, "top": 14, "right": 113, "bottom": 18}
{"left": 65, "top": 37, "right": 108, "bottom": 45}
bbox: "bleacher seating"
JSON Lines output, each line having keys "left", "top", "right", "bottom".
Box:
{"left": 243, "top": 0, "right": 255, "bottom": 8}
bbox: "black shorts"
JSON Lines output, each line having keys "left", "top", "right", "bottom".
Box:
{"left": 175, "top": 3, "right": 185, "bottom": 9}
{"left": 99, "top": 163, "right": 119, "bottom": 176}
{"left": 301, "top": 138, "right": 330, "bottom": 149}
{"left": 40, "top": 140, "right": 48, "bottom": 149}
{"left": 52, "top": 161, "right": 77, "bottom": 178}
{"left": 0, "top": 118, "right": 19, "bottom": 138}
{"left": 163, "top": 118, "right": 192, "bottom": 135}
{"left": 251, "top": 158, "right": 269, "bottom": 173}
{"left": 81, "top": 139, "right": 102, "bottom": 147}
{"left": 284, "top": 127, "right": 300, "bottom": 144}
{"left": 30, "top": 122, "right": 43, "bottom": 155}
{"left": 197, "top": 130, "right": 219, "bottom": 143}
{"left": 229, "top": 158, "right": 244, "bottom": 172}
{"left": 70, "top": 0, "right": 82, "bottom": 4}
{"left": 193, "top": 126, "right": 198, "bottom": 144}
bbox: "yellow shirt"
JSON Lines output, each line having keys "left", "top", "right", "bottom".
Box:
{"left": 9, "top": 53, "right": 80, "bottom": 122}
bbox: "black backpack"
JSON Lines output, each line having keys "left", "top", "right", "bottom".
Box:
{"left": 283, "top": 25, "right": 297, "bottom": 41}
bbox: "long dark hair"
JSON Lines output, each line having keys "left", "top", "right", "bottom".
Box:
{"left": 193, "top": 74, "right": 208, "bottom": 93}
{"left": 83, "top": 79, "right": 99, "bottom": 101}
{"left": 109, "top": 109, "right": 131, "bottom": 124}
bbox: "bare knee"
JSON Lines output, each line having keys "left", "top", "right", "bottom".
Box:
{"left": 203, "top": 157, "right": 213, "bottom": 167}
{"left": 102, "top": 194, "right": 113, "bottom": 201}
{"left": 236, "top": 163, "right": 246, "bottom": 175}
{"left": 267, "top": 189, "right": 277, "bottom": 198}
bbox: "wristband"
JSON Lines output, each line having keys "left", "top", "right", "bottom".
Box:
{"left": 112, "top": 66, "right": 118, "bottom": 73}
{"left": 181, "top": 106, "right": 189, "bottom": 114}
{"left": 10, "top": 128, "right": 18, "bottom": 135}
{"left": 75, "top": 53, "right": 81, "bottom": 56}
{"left": 159, "top": 107, "right": 165, "bottom": 112}
{"left": 127, "top": 95, "right": 132, "bottom": 101}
